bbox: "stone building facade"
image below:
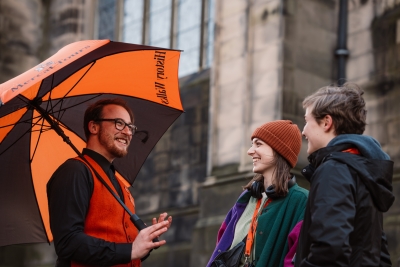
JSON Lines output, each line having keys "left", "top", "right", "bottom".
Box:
{"left": 0, "top": 0, "right": 399, "bottom": 266}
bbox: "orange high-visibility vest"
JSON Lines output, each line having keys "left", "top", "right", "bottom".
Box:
{"left": 72, "top": 155, "right": 141, "bottom": 267}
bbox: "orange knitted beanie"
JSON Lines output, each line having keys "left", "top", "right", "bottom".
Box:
{"left": 251, "top": 120, "right": 302, "bottom": 168}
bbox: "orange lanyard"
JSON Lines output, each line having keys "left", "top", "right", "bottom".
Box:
{"left": 244, "top": 197, "right": 272, "bottom": 261}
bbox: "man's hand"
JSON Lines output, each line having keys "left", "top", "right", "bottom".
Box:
{"left": 152, "top": 212, "right": 172, "bottom": 230}
{"left": 130, "top": 220, "right": 169, "bottom": 260}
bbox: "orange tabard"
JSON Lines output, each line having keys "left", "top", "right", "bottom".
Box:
{"left": 72, "top": 155, "right": 140, "bottom": 267}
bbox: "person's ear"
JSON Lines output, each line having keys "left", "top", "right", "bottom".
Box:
{"left": 323, "top": 115, "right": 334, "bottom": 132}
{"left": 88, "top": 121, "right": 99, "bottom": 134}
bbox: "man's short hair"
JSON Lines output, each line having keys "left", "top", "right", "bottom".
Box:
{"left": 303, "top": 83, "right": 367, "bottom": 135}
{"left": 83, "top": 98, "right": 134, "bottom": 139}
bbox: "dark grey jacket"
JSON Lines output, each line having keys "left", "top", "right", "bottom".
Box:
{"left": 295, "top": 135, "right": 394, "bottom": 267}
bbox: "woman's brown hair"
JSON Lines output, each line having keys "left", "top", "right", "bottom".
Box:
{"left": 243, "top": 150, "right": 292, "bottom": 197}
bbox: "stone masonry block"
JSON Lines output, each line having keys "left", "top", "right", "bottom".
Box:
{"left": 387, "top": 180, "right": 400, "bottom": 215}
{"left": 347, "top": 53, "right": 375, "bottom": 81}
{"left": 292, "top": 69, "right": 332, "bottom": 96}
{"left": 251, "top": 93, "right": 281, "bottom": 122}
{"left": 154, "top": 132, "right": 171, "bottom": 153}
{"left": 348, "top": 2, "right": 374, "bottom": 34}
{"left": 383, "top": 213, "right": 400, "bottom": 265}
{"left": 295, "top": 48, "right": 333, "bottom": 80}
{"left": 297, "top": 0, "right": 337, "bottom": 33}
{"left": 253, "top": 21, "right": 282, "bottom": 51}
{"left": 348, "top": 29, "right": 373, "bottom": 57}
{"left": 215, "top": 126, "right": 242, "bottom": 166}
{"left": 218, "top": 56, "right": 247, "bottom": 86}
{"left": 171, "top": 126, "right": 190, "bottom": 150}
{"left": 191, "top": 124, "right": 203, "bottom": 144}
{"left": 252, "top": 70, "right": 280, "bottom": 98}
{"left": 190, "top": 223, "right": 221, "bottom": 267}
{"left": 199, "top": 178, "right": 248, "bottom": 218}
{"left": 252, "top": 42, "right": 281, "bottom": 73}
{"left": 388, "top": 119, "right": 400, "bottom": 144}
{"left": 295, "top": 26, "right": 336, "bottom": 55}
{"left": 218, "top": 79, "right": 246, "bottom": 108}
{"left": 251, "top": 0, "right": 282, "bottom": 26}
{"left": 364, "top": 122, "right": 387, "bottom": 147}
{"left": 216, "top": 105, "right": 243, "bottom": 129}
{"left": 219, "top": 11, "right": 247, "bottom": 42}
{"left": 134, "top": 193, "right": 161, "bottom": 214}
{"left": 220, "top": 0, "right": 247, "bottom": 20}
{"left": 219, "top": 36, "right": 246, "bottom": 62}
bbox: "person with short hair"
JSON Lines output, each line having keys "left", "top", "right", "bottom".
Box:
{"left": 207, "top": 120, "right": 308, "bottom": 267}
{"left": 295, "top": 83, "right": 395, "bottom": 267}
{"left": 47, "top": 98, "right": 172, "bottom": 267}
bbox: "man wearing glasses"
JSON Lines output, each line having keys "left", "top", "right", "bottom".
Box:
{"left": 47, "top": 98, "right": 172, "bottom": 267}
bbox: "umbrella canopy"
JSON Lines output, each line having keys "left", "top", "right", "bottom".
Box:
{"left": 0, "top": 40, "right": 183, "bottom": 246}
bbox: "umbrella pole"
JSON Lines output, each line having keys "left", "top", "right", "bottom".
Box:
{"left": 31, "top": 101, "right": 158, "bottom": 259}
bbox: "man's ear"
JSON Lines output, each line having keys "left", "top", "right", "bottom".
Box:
{"left": 88, "top": 121, "right": 99, "bottom": 135}
{"left": 323, "top": 115, "right": 335, "bottom": 133}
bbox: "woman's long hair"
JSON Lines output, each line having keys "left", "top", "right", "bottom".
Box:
{"left": 243, "top": 150, "right": 292, "bottom": 197}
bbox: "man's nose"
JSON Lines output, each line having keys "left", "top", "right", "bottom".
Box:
{"left": 122, "top": 126, "right": 133, "bottom": 136}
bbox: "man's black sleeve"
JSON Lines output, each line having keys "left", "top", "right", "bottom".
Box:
{"left": 47, "top": 159, "right": 132, "bottom": 265}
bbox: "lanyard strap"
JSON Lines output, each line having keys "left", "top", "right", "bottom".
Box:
{"left": 244, "top": 197, "right": 272, "bottom": 259}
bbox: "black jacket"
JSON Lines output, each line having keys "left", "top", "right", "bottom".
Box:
{"left": 295, "top": 143, "right": 395, "bottom": 267}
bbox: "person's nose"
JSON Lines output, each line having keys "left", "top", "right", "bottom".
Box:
{"left": 247, "top": 146, "right": 254, "bottom": 156}
{"left": 122, "top": 125, "right": 133, "bottom": 137}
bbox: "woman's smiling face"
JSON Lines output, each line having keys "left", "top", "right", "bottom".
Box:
{"left": 247, "top": 138, "right": 275, "bottom": 175}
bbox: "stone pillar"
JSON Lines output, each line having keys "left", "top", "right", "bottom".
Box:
{"left": 207, "top": 0, "right": 285, "bottom": 177}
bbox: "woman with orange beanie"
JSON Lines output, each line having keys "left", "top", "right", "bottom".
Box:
{"left": 207, "top": 120, "right": 308, "bottom": 267}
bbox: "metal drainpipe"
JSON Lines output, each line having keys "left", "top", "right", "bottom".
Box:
{"left": 335, "top": 0, "right": 349, "bottom": 86}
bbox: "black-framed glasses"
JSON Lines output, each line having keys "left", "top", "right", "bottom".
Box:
{"left": 95, "top": 118, "right": 137, "bottom": 134}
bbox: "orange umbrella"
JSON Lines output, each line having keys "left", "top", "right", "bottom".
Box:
{"left": 0, "top": 40, "right": 183, "bottom": 246}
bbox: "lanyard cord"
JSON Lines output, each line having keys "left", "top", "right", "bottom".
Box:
{"left": 244, "top": 197, "right": 272, "bottom": 262}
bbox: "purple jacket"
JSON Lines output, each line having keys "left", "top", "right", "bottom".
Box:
{"left": 206, "top": 190, "right": 249, "bottom": 267}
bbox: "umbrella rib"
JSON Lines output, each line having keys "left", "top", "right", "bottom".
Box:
{"left": 47, "top": 61, "right": 96, "bottom": 119}
{"left": 49, "top": 94, "right": 103, "bottom": 123}
{"left": 0, "top": 113, "right": 49, "bottom": 129}
{"left": 0, "top": 114, "right": 38, "bottom": 129}
{"left": 30, "top": 116, "right": 47, "bottom": 162}
{"left": 0, "top": 99, "right": 50, "bottom": 158}
{"left": 0, "top": 120, "right": 40, "bottom": 157}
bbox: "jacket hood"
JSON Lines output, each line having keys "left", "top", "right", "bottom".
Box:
{"left": 328, "top": 134, "right": 390, "bottom": 160}
{"left": 306, "top": 135, "right": 394, "bottom": 212}
{"left": 303, "top": 134, "right": 394, "bottom": 212}
{"left": 327, "top": 152, "right": 394, "bottom": 212}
